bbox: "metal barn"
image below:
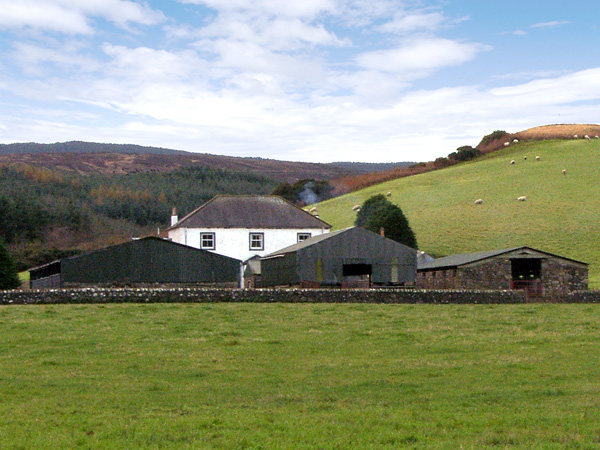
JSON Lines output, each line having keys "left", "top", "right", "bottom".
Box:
{"left": 29, "top": 236, "right": 241, "bottom": 289}
{"left": 260, "top": 227, "right": 417, "bottom": 288}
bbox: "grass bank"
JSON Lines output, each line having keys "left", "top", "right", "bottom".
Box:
{"left": 2, "top": 303, "right": 600, "bottom": 449}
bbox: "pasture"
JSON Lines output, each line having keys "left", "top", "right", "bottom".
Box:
{"left": 2, "top": 302, "right": 600, "bottom": 449}
{"left": 314, "top": 139, "right": 600, "bottom": 287}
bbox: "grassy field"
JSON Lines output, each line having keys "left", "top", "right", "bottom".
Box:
{"left": 314, "top": 139, "right": 600, "bottom": 287}
{"left": 2, "top": 303, "right": 600, "bottom": 449}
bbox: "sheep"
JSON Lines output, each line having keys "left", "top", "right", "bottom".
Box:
{"left": 474, "top": 199, "right": 483, "bottom": 205}
{"left": 562, "top": 169, "right": 567, "bottom": 175}
{"left": 524, "top": 155, "right": 527, "bottom": 160}
{"left": 513, "top": 139, "right": 519, "bottom": 144}
{"left": 309, "top": 207, "right": 318, "bottom": 215}
{"left": 574, "top": 134, "right": 578, "bottom": 139}
{"left": 510, "top": 160, "right": 516, "bottom": 165}
{"left": 517, "top": 196, "right": 527, "bottom": 202}
{"left": 536, "top": 156, "right": 541, "bottom": 161}
{"left": 585, "top": 135, "right": 591, "bottom": 140}
{"left": 352, "top": 205, "right": 361, "bottom": 212}
{"left": 386, "top": 191, "right": 392, "bottom": 197}
{"left": 595, "top": 136, "right": 599, "bottom": 139}
{"left": 504, "top": 142, "right": 510, "bottom": 147}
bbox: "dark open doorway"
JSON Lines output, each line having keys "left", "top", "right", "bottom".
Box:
{"left": 511, "top": 258, "right": 542, "bottom": 297}
{"left": 342, "top": 264, "right": 372, "bottom": 288}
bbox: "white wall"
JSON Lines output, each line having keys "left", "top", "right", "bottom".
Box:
{"left": 168, "top": 227, "right": 329, "bottom": 261}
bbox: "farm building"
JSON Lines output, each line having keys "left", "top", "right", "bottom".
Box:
{"left": 167, "top": 195, "right": 331, "bottom": 262}
{"left": 260, "top": 226, "right": 417, "bottom": 288}
{"left": 29, "top": 236, "right": 241, "bottom": 289}
{"left": 417, "top": 246, "right": 588, "bottom": 298}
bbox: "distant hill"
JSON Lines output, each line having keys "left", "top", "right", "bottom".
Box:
{"left": 313, "top": 136, "right": 600, "bottom": 288}
{"left": 328, "top": 161, "right": 414, "bottom": 174}
{"left": 0, "top": 141, "right": 355, "bottom": 183}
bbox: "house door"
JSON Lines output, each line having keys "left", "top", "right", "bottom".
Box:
{"left": 511, "top": 258, "right": 543, "bottom": 298}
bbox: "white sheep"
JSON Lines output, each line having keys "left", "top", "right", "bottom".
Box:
{"left": 474, "top": 199, "right": 483, "bottom": 205}
{"left": 386, "top": 191, "right": 392, "bottom": 197}
{"left": 524, "top": 155, "right": 527, "bottom": 160}
{"left": 517, "top": 196, "right": 527, "bottom": 202}
{"left": 352, "top": 205, "right": 361, "bottom": 212}
{"left": 510, "top": 160, "right": 516, "bottom": 165}
{"left": 562, "top": 169, "right": 567, "bottom": 175}
{"left": 536, "top": 156, "right": 541, "bottom": 161}
{"left": 574, "top": 134, "right": 578, "bottom": 139}
{"left": 585, "top": 135, "right": 591, "bottom": 140}
{"left": 595, "top": 136, "right": 599, "bottom": 139}
{"left": 309, "top": 207, "right": 318, "bottom": 214}
{"left": 513, "top": 139, "right": 519, "bottom": 144}
{"left": 504, "top": 142, "right": 510, "bottom": 147}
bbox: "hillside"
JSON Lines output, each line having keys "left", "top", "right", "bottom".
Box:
{"left": 0, "top": 141, "right": 401, "bottom": 183}
{"left": 312, "top": 138, "right": 600, "bottom": 287}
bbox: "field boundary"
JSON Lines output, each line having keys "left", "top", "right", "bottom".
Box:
{"left": 0, "top": 287, "right": 533, "bottom": 304}
{"left": 3, "top": 287, "right": 599, "bottom": 305}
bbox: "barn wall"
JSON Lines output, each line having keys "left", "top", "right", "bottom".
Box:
{"left": 541, "top": 258, "right": 588, "bottom": 297}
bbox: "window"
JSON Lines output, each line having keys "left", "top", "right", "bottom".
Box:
{"left": 297, "top": 232, "right": 311, "bottom": 242}
{"left": 249, "top": 232, "right": 264, "bottom": 251}
{"left": 200, "top": 233, "right": 215, "bottom": 250}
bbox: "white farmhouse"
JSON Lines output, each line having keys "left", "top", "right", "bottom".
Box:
{"left": 167, "top": 195, "right": 331, "bottom": 262}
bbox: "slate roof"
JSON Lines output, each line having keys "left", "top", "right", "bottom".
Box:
{"left": 169, "top": 195, "right": 331, "bottom": 230}
{"left": 418, "top": 246, "right": 587, "bottom": 271}
{"left": 263, "top": 227, "right": 350, "bottom": 257}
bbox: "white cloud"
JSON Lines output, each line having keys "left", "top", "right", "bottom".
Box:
{"left": 378, "top": 12, "right": 446, "bottom": 34}
{"left": 356, "top": 38, "right": 490, "bottom": 75}
{"left": 0, "top": 0, "right": 164, "bottom": 34}
{"left": 531, "top": 21, "right": 571, "bottom": 29}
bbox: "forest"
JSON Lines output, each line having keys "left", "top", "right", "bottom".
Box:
{"left": 0, "top": 164, "right": 278, "bottom": 270}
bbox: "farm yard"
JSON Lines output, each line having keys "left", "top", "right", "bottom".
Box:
{"left": 2, "top": 302, "right": 600, "bottom": 449}
{"left": 313, "top": 138, "right": 600, "bottom": 288}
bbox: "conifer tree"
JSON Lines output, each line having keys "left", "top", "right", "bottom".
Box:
{"left": 0, "top": 239, "right": 20, "bottom": 290}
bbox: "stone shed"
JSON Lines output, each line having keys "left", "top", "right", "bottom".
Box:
{"left": 417, "top": 246, "right": 588, "bottom": 298}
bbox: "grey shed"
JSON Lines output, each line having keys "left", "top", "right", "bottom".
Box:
{"left": 260, "top": 226, "right": 417, "bottom": 288}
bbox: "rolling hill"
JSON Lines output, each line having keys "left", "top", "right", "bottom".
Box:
{"left": 312, "top": 137, "right": 600, "bottom": 287}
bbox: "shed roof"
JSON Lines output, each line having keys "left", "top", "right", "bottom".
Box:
{"left": 418, "top": 246, "right": 587, "bottom": 271}
{"left": 263, "top": 226, "right": 414, "bottom": 258}
{"left": 169, "top": 195, "right": 331, "bottom": 230}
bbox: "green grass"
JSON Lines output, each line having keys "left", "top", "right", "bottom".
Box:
{"left": 315, "top": 139, "right": 600, "bottom": 287}
{"left": 3, "top": 303, "right": 600, "bottom": 449}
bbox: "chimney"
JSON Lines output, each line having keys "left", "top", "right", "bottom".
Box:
{"left": 380, "top": 227, "right": 385, "bottom": 237}
{"left": 171, "top": 207, "right": 178, "bottom": 226}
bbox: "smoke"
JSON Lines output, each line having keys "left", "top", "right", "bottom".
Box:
{"left": 298, "top": 181, "right": 318, "bottom": 205}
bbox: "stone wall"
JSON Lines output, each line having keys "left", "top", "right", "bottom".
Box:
{"left": 541, "top": 259, "right": 588, "bottom": 297}
{"left": 0, "top": 287, "right": 528, "bottom": 305}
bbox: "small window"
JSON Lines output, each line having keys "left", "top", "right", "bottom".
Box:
{"left": 200, "top": 233, "right": 215, "bottom": 250}
{"left": 297, "top": 232, "right": 311, "bottom": 242}
{"left": 249, "top": 232, "right": 264, "bottom": 251}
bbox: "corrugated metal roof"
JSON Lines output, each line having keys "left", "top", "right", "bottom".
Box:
{"left": 418, "top": 246, "right": 587, "bottom": 270}
{"left": 263, "top": 227, "right": 351, "bottom": 257}
{"left": 170, "top": 195, "right": 331, "bottom": 229}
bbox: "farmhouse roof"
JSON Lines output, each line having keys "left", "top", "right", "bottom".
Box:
{"left": 169, "top": 195, "right": 331, "bottom": 230}
{"left": 418, "top": 246, "right": 587, "bottom": 271}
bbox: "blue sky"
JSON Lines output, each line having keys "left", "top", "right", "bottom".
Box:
{"left": 0, "top": 0, "right": 598, "bottom": 162}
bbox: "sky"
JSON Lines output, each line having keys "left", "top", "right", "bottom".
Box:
{"left": 0, "top": 1, "right": 598, "bottom": 163}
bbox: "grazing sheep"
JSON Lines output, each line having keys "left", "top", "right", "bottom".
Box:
{"left": 595, "top": 136, "right": 599, "bottom": 139}
{"left": 517, "top": 196, "right": 527, "bottom": 202}
{"left": 524, "top": 155, "right": 527, "bottom": 160}
{"left": 352, "top": 205, "right": 361, "bottom": 212}
{"left": 536, "top": 156, "right": 541, "bottom": 161}
{"left": 574, "top": 134, "right": 578, "bottom": 139}
{"left": 309, "top": 207, "right": 318, "bottom": 215}
{"left": 504, "top": 142, "right": 510, "bottom": 147}
{"left": 510, "top": 160, "right": 516, "bottom": 165}
{"left": 585, "top": 135, "right": 591, "bottom": 140}
{"left": 513, "top": 139, "right": 519, "bottom": 144}
{"left": 386, "top": 191, "right": 392, "bottom": 197}
{"left": 474, "top": 199, "right": 483, "bottom": 205}
{"left": 562, "top": 169, "right": 567, "bottom": 175}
